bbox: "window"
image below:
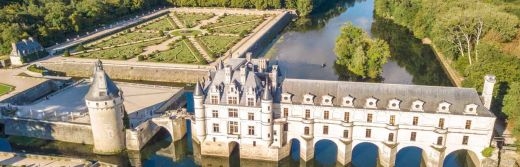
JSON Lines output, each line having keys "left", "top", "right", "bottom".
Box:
{"left": 228, "top": 96, "right": 238, "bottom": 104}
{"left": 388, "top": 133, "right": 394, "bottom": 142}
{"left": 253, "top": 141, "right": 256, "bottom": 146}
{"left": 367, "top": 114, "right": 373, "bottom": 123}
{"left": 436, "top": 136, "right": 443, "bottom": 145}
{"left": 228, "top": 121, "right": 238, "bottom": 134}
{"left": 390, "top": 115, "right": 395, "bottom": 125}
{"left": 438, "top": 118, "right": 445, "bottom": 129}
{"left": 211, "top": 95, "right": 218, "bottom": 104}
{"left": 343, "top": 130, "right": 349, "bottom": 138}
{"left": 284, "top": 124, "right": 288, "bottom": 131}
{"left": 304, "top": 127, "right": 310, "bottom": 135}
{"left": 268, "top": 119, "right": 270, "bottom": 123}
{"left": 212, "top": 110, "right": 218, "bottom": 118}
{"left": 323, "top": 126, "right": 329, "bottom": 135}
{"left": 228, "top": 108, "right": 238, "bottom": 118}
{"left": 462, "top": 136, "right": 469, "bottom": 145}
{"left": 465, "top": 120, "right": 472, "bottom": 129}
{"left": 248, "top": 113, "right": 254, "bottom": 120}
{"left": 324, "top": 111, "right": 329, "bottom": 120}
{"left": 283, "top": 108, "right": 289, "bottom": 117}
{"left": 247, "top": 97, "right": 254, "bottom": 106}
{"left": 413, "top": 116, "right": 419, "bottom": 126}
{"left": 344, "top": 112, "right": 350, "bottom": 122}
{"left": 365, "top": 129, "right": 372, "bottom": 138}
{"left": 248, "top": 126, "right": 255, "bottom": 135}
{"left": 305, "top": 110, "right": 311, "bottom": 119}
{"left": 213, "top": 123, "right": 219, "bottom": 133}
{"left": 410, "top": 132, "right": 417, "bottom": 141}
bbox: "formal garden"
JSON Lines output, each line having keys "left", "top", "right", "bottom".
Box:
{"left": 0, "top": 83, "right": 14, "bottom": 96}
{"left": 68, "top": 11, "right": 272, "bottom": 65}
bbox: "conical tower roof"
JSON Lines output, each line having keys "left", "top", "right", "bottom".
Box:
{"left": 262, "top": 84, "right": 272, "bottom": 101}
{"left": 194, "top": 81, "right": 204, "bottom": 96}
{"left": 85, "top": 60, "right": 120, "bottom": 101}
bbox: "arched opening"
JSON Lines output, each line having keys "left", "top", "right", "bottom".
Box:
{"left": 229, "top": 141, "right": 240, "bottom": 167}
{"left": 443, "top": 149, "right": 479, "bottom": 167}
{"left": 352, "top": 142, "right": 379, "bottom": 167}
{"left": 395, "top": 146, "right": 426, "bottom": 167}
{"left": 141, "top": 127, "right": 174, "bottom": 166}
{"left": 314, "top": 139, "right": 337, "bottom": 166}
{"left": 289, "top": 138, "right": 301, "bottom": 165}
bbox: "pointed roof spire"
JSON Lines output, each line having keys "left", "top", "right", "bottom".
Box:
{"left": 262, "top": 79, "right": 272, "bottom": 101}
{"left": 85, "top": 60, "right": 120, "bottom": 101}
{"left": 194, "top": 80, "right": 204, "bottom": 96}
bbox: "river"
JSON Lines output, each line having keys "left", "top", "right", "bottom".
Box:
{"left": 0, "top": 0, "right": 472, "bottom": 166}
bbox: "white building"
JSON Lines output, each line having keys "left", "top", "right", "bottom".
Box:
{"left": 193, "top": 58, "right": 496, "bottom": 167}
{"left": 9, "top": 37, "right": 45, "bottom": 65}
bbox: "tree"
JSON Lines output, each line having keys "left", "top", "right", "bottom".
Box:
{"left": 335, "top": 23, "right": 391, "bottom": 79}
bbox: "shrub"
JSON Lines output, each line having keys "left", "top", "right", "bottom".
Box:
{"left": 481, "top": 147, "right": 494, "bottom": 157}
{"left": 76, "top": 44, "right": 85, "bottom": 51}
{"left": 63, "top": 50, "right": 70, "bottom": 57}
{"left": 159, "top": 30, "right": 165, "bottom": 36}
{"left": 137, "top": 55, "right": 144, "bottom": 61}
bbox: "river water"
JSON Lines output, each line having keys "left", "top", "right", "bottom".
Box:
{"left": 0, "top": 0, "right": 473, "bottom": 166}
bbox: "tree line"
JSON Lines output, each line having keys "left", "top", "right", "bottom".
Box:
{"left": 375, "top": 0, "right": 520, "bottom": 147}
{"left": 0, "top": 0, "right": 331, "bottom": 56}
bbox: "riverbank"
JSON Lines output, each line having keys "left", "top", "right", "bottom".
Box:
{"left": 422, "top": 38, "right": 463, "bottom": 87}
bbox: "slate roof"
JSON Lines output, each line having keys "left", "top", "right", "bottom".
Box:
{"left": 10, "top": 37, "right": 43, "bottom": 57}
{"left": 281, "top": 78, "right": 494, "bottom": 117}
{"left": 85, "top": 60, "right": 121, "bottom": 101}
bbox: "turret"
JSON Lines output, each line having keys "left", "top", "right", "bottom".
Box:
{"left": 85, "top": 60, "right": 126, "bottom": 155}
{"left": 261, "top": 82, "right": 273, "bottom": 144}
{"left": 482, "top": 74, "right": 496, "bottom": 110}
{"left": 193, "top": 81, "right": 206, "bottom": 142}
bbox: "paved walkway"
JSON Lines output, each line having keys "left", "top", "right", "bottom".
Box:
{"left": 196, "top": 14, "right": 222, "bottom": 29}
{"left": 0, "top": 152, "right": 90, "bottom": 167}
{"left": 188, "top": 37, "right": 212, "bottom": 62}
{"left": 170, "top": 14, "right": 186, "bottom": 29}
{"left": 139, "top": 36, "right": 181, "bottom": 57}
{"left": 0, "top": 69, "right": 48, "bottom": 102}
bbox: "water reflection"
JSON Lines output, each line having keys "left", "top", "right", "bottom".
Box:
{"left": 352, "top": 142, "right": 378, "bottom": 167}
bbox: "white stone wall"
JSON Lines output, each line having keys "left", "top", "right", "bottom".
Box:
{"left": 86, "top": 97, "right": 126, "bottom": 154}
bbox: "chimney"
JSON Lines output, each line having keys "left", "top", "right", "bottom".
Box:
{"left": 271, "top": 64, "right": 278, "bottom": 87}
{"left": 225, "top": 66, "right": 232, "bottom": 84}
{"left": 258, "top": 59, "right": 268, "bottom": 72}
{"left": 246, "top": 52, "right": 252, "bottom": 62}
{"left": 240, "top": 65, "right": 247, "bottom": 84}
{"left": 482, "top": 74, "right": 496, "bottom": 110}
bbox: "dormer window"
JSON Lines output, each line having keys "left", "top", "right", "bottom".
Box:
{"left": 303, "top": 94, "right": 315, "bottom": 105}
{"left": 321, "top": 95, "right": 333, "bottom": 106}
{"left": 365, "top": 97, "right": 378, "bottom": 109}
{"left": 438, "top": 101, "right": 451, "bottom": 113}
{"left": 411, "top": 100, "right": 424, "bottom": 112}
{"left": 388, "top": 99, "right": 401, "bottom": 110}
{"left": 464, "top": 104, "right": 478, "bottom": 115}
{"left": 281, "top": 92, "right": 292, "bottom": 103}
{"left": 342, "top": 96, "right": 355, "bottom": 107}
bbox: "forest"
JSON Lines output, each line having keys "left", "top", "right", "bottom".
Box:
{"left": 375, "top": 0, "right": 520, "bottom": 146}
{"left": 0, "top": 0, "right": 328, "bottom": 56}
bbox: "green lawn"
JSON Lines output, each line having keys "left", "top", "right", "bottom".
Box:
{"left": 140, "top": 17, "right": 176, "bottom": 32}
{"left": 89, "top": 32, "right": 164, "bottom": 48}
{"left": 170, "top": 29, "right": 202, "bottom": 37}
{"left": 144, "top": 40, "right": 206, "bottom": 64}
{"left": 210, "top": 21, "right": 262, "bottom": 34}
{"left": 175, "top": 12, "right": 214, "bottom": 28}
{"left": 76, "top": 40, "right": 162, "bottom": 60}
{"left": 0, "top": 83, "right": 14, "bottom": 96}
{"left": 205, "top": 14, "right": 265, "bottom": 28}
{"left": 198, "top": 35, "right": 240, "bottom": 56}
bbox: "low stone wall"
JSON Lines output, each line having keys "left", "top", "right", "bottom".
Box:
{"left": 4, "top": 117, "right": 94, "bottom": 145}
{"left": 231, "top": 11, "right": 294, "bottom": 58}
{"left": 0, "top": 80, "right": 61, "bottom": 105}
{"left": 40, "top": 61, "right": 209, "bottom": 83}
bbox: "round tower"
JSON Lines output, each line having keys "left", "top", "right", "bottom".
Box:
{"left": 261, "top": 84, "right": 273, "bottom": 144}
{"left": 193, "top": 81, "right": 206, "bottom": 142}
{"left": 85, "top": 60, "right": 126, "bottom": 155}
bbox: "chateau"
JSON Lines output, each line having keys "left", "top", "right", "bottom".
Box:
{"left": 193, "top": 57, "right": 496, "bottom": 167}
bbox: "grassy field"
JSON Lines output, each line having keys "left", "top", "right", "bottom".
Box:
{"left": 175, "top": 12, "right": 214, "bottom": 28}
{"left": 76, "top": 40, "right": 162, "bottom": 60}
{"left": 198, "top": 35, "right": 240, "bottom": 56}
{"left": 170, "top": 29, "right": 202, "bottom": 36}
{"left": 140, "top": 17, "right": 176, "bottom": 31}
{"left": 211, "top": 21, "right": 262, "bottom": 34}
{"left": 144, "top": 39, "right": 207, "bottom": 64}
{"left": 0, "top": 83, "right": 14, "bottom": 96}
{"left": 89, "top": 32, "right": 164, "bottom": 48}
{"left": 205, "top": 14, "right": 265, "bottom": 28}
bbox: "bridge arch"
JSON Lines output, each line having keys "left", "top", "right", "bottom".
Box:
{"left": 228, "top": 141, "right": 241, "bottom": 166}
{"left": 443, "top": 149, "right": 480, "bottom": 167}
{"left": 352, "top": 141, "right": 380, "bottom": 167}
{"left": 313, "top": 139, "right": 338, "bottom": 166}
{"left": 395, "top": 146, "right": 427, "bottom": 167}
{"left": 289, "top": 138, "right": 301, "bottom": 161}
